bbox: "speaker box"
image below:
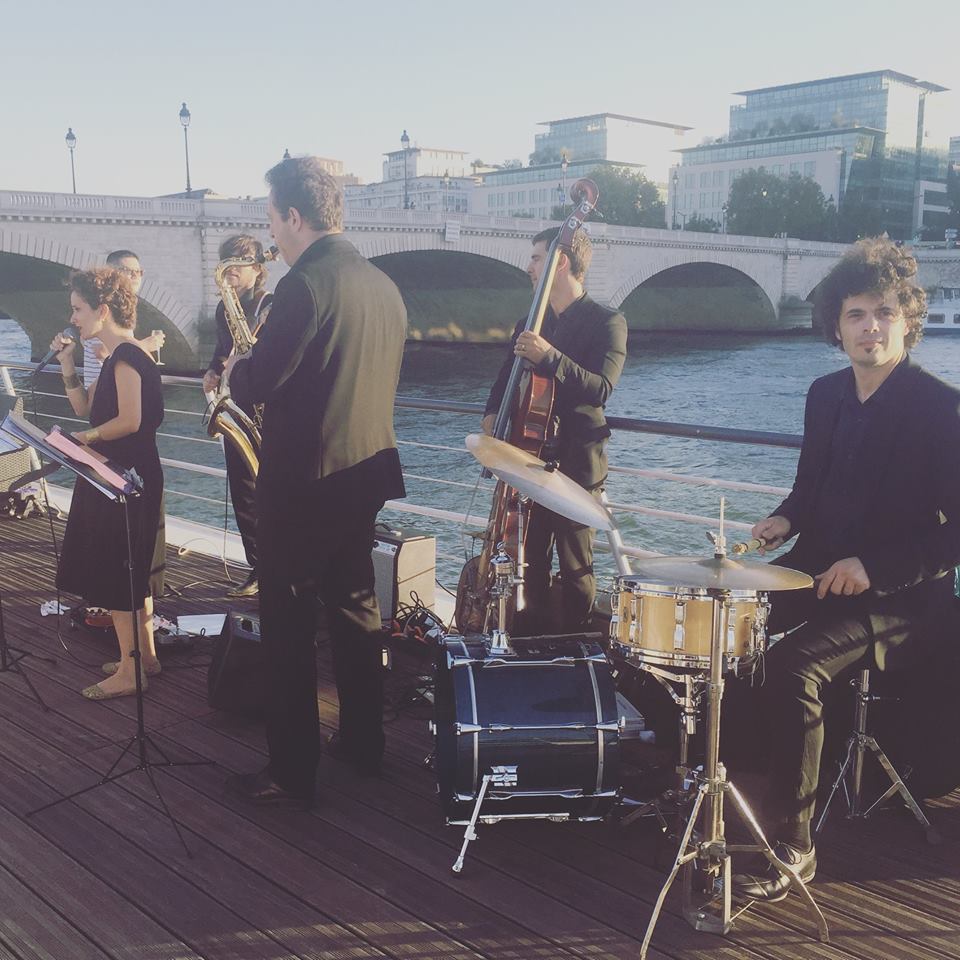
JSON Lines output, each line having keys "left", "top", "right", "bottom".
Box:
{"left": 371, "top": 526, "right": 436, "bottom": 621}
{"left": 207, "top": 613, "right": 265, "bottom": 719}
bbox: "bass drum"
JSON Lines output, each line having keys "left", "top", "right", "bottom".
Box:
{"left": 434, "top": 636, "right": 621, "bottom": 824}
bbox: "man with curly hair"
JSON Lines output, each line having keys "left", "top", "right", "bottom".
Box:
{"left": 733, "top": 236, "right": 960, "bottom": 901}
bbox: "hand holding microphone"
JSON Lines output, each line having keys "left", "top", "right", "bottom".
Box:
{"left": 34, "top": 328, "right": 77, "bottom": 378}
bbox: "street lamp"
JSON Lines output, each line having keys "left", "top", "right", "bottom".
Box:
{"left": 64, "top": 127, "right": 77, "bottom": 194}
{"left": 400, "top": 129, "right": 410, "bottom": 209}
{"left": 561, "top": 154, "right": 569, "bottom": 199}
{"left": 179, "top": 102, "right": 192, "bottom": 197}
{"left": 672, "top": 169, "right": 679, "bottom": 229}
{"left": 440, "top": 170, "right": 451, "bottom": 213}
{"left": 283, "top": 147, "right": 291, "bottom": 160}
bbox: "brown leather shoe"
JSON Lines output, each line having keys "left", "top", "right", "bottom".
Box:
{"left": 226, "top": 767, "right": 313, "bottom": 809}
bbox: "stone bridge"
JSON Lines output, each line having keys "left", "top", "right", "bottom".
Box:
{"left": 2, "top": 189, "right": 958, "bottom": 368}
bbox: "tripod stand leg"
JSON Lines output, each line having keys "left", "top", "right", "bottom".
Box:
{"left": 815, "top": 735, "right": 857, "bottom": 836}
{"left": 861, "top": 737, "right": 940, "bottom": 843}
{"left": 640, "top": 783, "right": 706, "bottom": 960}
{"left": 726, "top": 780, "right": 830, "bottom": 943}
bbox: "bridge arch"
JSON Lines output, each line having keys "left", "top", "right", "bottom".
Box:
{"left": 610, "top": 246, "right": 782, "bottom": 311}
{"left": 0, "top": 230, "right": 196, "bottom": 365}
{"left": 365, "top": 247, "right": 530, "bottom": 341}
{"left": 616, "top": 262, "right": 778, "bottom": 331}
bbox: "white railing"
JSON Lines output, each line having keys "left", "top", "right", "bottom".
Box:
{"left": 0, "top": 359, "right": 801, "bottom": 579}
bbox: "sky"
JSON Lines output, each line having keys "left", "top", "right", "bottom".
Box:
{"left": 3, "top": 0, "right": 958, "bottom": 199}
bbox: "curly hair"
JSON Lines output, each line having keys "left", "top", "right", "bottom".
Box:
{"left": 815, "top": 236, "right": 926, "bottom": 349}
{"left": 265, "top": 156, "right": 343, "bottom": 232}
{"left": 218, "top": 234, "right": 268, "bottom": 299}
{"left": 69, "top": 267, "right": 138, "bottom": 329}
{"left": 533, "top": 226, "right": 593, "bottom": 281}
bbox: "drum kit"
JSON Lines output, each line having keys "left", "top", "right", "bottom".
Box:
{"left": 429, "top": 436, "right": 830, "bottom": 950}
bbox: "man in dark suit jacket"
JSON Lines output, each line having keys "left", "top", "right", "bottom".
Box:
{"left": 734, "top": 237, "right": 960, "bottom": 901}
{"left": 483, "top": 226, "right": 627, "bottom": 633}
{"left": 225, "top": 157, "right": 407, "bottom": 806}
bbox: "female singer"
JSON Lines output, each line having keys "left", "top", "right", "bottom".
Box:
{"left": 51, "top": 267, "right": 165, "bottom": 699}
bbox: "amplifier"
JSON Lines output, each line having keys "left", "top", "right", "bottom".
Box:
{"left": 371, "top": 526, "right": 436, "bottom": 621}
{"left": 207, "top": 613, "right": 265, "bottom": 719}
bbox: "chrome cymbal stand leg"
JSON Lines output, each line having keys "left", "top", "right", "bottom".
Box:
{"left": 815, "top": 668, "right": 939, "bottom": 843}
{"left": 452, "top": 766, "right": 517, "bottom": 873}
{"left": 640, "top": 587, "right": 829, "bottom": 957}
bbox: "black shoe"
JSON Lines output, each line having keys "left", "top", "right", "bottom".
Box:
{"left": 226, "top": 572, "right": 259, "bottom": 598}
{"left": 732, "top": 842, "right": 817, "bottom": 903}
{"left": 325, "top": 731, "right": 382, "bottom": 777}
{"left": 226, "top": 767, "right": 313, "bottom": 809}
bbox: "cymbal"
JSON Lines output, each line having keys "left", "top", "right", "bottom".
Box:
{"left": 629, "top": 554, "right": 813, "bottom": 592}
{"left": 466, "top": 434, "right": 613, "bottom": 530}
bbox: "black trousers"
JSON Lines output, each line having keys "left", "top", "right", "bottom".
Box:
{"left": 518, "top": 503, "right": 595, "bottom": 635}
{"left": 761, "top": 590, "right": 917, "bottom": 835}
{"left": 223, "top": 435, "right": 257, "bottom": 570}
{"left": 257, "top": 483, "right": 385, "bottom": 797}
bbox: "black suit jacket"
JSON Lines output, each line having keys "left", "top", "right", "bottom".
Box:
{"left": 775, "top": 356, "right": 960, "bottom": 624}
{"left": 485, "top": 294, "right": 628, "bottom": 489}
{"left": 230, "top": 233, "right": 407, "bottom": 503}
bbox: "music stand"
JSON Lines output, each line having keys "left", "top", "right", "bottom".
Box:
{"left": 0, "top": 410, "right": 209, "bottom": 857}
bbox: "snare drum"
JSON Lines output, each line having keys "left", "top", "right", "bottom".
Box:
{"left": 433, "top": 636, "right": 621, "bottom": 824}
{"left": 610, "top": 578, "right": 769, "bottom": 672}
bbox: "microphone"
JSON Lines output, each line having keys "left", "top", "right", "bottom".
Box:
{"left": 33, "top": 328, "right": 76, "bottom": 378}
{"left": 731, "top": 537, "right": 768, "bottom": 556}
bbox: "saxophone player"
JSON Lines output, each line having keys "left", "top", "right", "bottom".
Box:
{"left": 203, "top": 234, "right": 273, "bottom": 598}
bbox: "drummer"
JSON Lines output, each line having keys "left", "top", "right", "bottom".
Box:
{"left": 481, "top": 227, "right": 628, "bottom": 634}
{"left": 733, "top": 236, "right": 960, "bottom": 902}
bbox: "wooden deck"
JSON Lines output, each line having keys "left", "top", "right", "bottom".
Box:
{"left": 0, "top": 511, "right": 958, "bottom": 960}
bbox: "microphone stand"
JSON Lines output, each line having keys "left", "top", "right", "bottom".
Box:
{"left": 0, "top": 590, "right": 52, "bottom": 711}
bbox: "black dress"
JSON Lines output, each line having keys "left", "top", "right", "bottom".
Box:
{"left": 57, "top": 341, "right": 165, "bottom": 611}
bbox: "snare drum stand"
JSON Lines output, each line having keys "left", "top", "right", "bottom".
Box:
{"left": 640, "top": 581, "right": 829, "bottom": 957}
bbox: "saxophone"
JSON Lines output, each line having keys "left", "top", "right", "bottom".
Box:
{"left": 205, "top": 246, "right": 278, "bottom": 477}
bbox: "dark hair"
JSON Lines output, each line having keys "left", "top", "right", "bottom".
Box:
{"left": 106, "top": 249, "right": 140, "bottom": 266}
{"left": 218, "top": 234, "right": 268, "bottom": 299}
{"left": 264, "top": 156, "right": 343, "bottom": 232}
{"left": 816, "top": 236, "right": 926, "bottom": 349}
{"left": 532, "top": 226, "right": 593, "bottom": 281}
{"left": 70, "top": 267, "right": 137, "bottom": 329}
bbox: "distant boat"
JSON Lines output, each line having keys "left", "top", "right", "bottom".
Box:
{"left": 924, "top": 286, "right": 960, "bottom": 333}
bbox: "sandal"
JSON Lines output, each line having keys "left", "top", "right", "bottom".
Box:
{"left": 102, "top": 659, "right": 161, "bottom": 677}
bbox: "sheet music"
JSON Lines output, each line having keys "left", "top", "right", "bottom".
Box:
{"left": 44, "top": 426, "right": 131, "bottom": 493}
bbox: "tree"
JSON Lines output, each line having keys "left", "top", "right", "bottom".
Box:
{"left": 726, "top": 168, "right": 836, "bottom": 240}
{"left": 551, "top": 165, "right": 666, "bottom": 228}
{"left": 684, "top": 214, "right": 720, "bottom": 233}
{"left": 529, "top": 146, "right": 562, "bottom": 165}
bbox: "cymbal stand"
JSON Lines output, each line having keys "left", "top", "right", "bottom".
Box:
{"left": 487, "top": 544, "right": 520, "bottom": 656}
{"left": 640, "top": 519, "right": 828, "bottom": 956}
{"left": 619, "top": 667, "right": 701, "bottom": 830}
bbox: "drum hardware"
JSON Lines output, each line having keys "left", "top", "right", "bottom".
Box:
{"left": 488, "top": 543, "right": 521, "bottom": 654}
{"left": 639, "top": 501, "right": 828, "bottom": 957}
{"left": 815, "top": 667, "right": 941, "bottom": 844}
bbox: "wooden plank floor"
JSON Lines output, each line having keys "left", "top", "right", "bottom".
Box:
{"left": 0, "top": 512, "right": 958, "bottom": 960}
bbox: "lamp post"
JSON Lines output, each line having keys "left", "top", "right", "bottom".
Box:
{"left": 179, "top": 102, "right": 192, "bottom": 197}
{"left": 283, "top": 147, "right": 291, "bottom": 160}
{"left": 64, "top": 127, "right": 77, "bottom": 194}
{"left": 561, "top": 154, "right": 568, "bottom": 199}
{"left": 677, "top": 212, "right": 688, "bottom": 230}
{"left": 440, "top": 170, "right": 450, "bottom": 213}
{"left": 400, "top": 129, "right": 411, "bottom": 209}
{"left": 672, "top": 169, "right": 679, "bottom": 229}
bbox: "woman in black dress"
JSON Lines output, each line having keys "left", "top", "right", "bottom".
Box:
{"left": 51, "top": 267, "right": 165, "bottom": 700}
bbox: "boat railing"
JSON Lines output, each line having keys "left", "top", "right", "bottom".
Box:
{"left": 0, "top": 359, "right": 801, "bottom": 585}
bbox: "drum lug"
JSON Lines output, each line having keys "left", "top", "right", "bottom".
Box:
{"left": 489, "top": 764, "right": 518, "bottom": 788}
{"left": 673, "top": 601, "right": 686, "bottom": 650}
{"left": 597, "top": 720, "right": 621, "bottom": 733}
{"left": 725, "top": 603, "right": 737, "bottom": 654}
{"left": 428, "top": 720, "right": 436, "bottom": 736}
{"left": 455, "top": 722, "right": 482, "bottom": 735}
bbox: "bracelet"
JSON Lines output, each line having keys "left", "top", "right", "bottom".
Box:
{"left": 84, "top": 427, "right": 102, "bottom": 444}
{"left": 62, "top": 373, "right": 82, "bottom": 390}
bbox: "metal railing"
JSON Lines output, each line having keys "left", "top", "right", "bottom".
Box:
{"left": 0, "top": 358, "right": 802, "bottom": 579}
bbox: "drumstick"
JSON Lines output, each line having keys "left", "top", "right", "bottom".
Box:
{"left": 731, "top": 536, "right": 768, "bottom": 556}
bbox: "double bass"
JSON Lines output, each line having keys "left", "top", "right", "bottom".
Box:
{"left": 456, "top": 179, "right": 599, "bottom": 634}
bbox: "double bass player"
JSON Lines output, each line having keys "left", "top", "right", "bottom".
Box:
{"left": 482, "top": 225, "right": 627, "bottom": 635}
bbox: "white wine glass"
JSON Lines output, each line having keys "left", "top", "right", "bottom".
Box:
{"left": 151, "top": 329, "right": 165, "bottom": 366}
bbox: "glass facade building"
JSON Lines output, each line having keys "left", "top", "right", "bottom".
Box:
{"left": 676, "top": 71, "right": 950, "bottom": 239}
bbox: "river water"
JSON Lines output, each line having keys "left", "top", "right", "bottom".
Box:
{"left": 4, "top": 318, "right": 960, "bottom": 591}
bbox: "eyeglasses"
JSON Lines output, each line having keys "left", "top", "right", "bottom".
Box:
{"left": 120, "top": 267, "right": 144, "bottom": 278}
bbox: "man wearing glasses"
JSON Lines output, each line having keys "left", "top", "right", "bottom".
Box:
{"left": 82, "top": 250, "right": 165, "bottom": 385}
